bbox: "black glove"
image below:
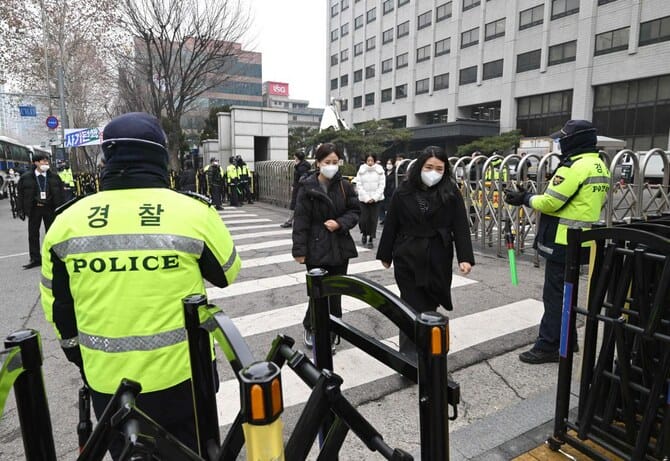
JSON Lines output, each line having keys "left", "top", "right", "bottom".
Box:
{"left": 504, "top": 188, "right": 528, "bottom": 206}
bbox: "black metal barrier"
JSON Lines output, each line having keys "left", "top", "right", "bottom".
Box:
{"left": 306, "top": 268, "right": 460, "bottom": 461}
{"left": 1, "top": 274, "right": 460, "bottom": 460}
{"left": 550, "top": 224, "right": 670, "bottom": 460}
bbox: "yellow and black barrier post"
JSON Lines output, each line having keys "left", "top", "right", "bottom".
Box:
{"left": 239, "top": 361, "right": 285, "bottom": 461}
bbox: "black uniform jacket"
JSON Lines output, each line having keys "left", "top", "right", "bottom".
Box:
{"left": 377, "top": 185, "right": 474, "bottom": 311}
{"left": 16, "top": 169, "right": 65, "bottom": 214}
{"left": 292, "top": 171, "right": 360, "bottom": 266}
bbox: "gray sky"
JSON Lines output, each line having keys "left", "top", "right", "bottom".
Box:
{"left": 240, "top": 0, "right": 327, "bottom": 108}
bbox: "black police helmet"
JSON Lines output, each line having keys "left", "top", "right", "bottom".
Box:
{"left": 101, "top": 112, "right": 168, "bottom": 169}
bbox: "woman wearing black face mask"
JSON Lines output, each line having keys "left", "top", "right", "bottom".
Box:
{"left": 377, "top": 146, "right": 474, "bottom": 356}
{"left": 292, "top": 143, "right": 360, "bottom": 349}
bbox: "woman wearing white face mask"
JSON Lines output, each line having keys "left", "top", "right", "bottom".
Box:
{"left": 292, "top": 143, "right": 360, "bottom": 349}
{"left": 354, "top": 154, "right": 385, "bottom": 249}
{"left": 377, "top": 146, "right": 474, "bottom": 356}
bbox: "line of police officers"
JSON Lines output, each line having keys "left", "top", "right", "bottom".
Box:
{"left": 200, "top": 155, "right": 254, "bottom": 209}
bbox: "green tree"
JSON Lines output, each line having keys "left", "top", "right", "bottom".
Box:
{"left": 288, "top": 126, "right": 319, "bottom": 159}
{"left": 199, "top": 105, "right": 230, "bottom": 142}
{"left": 311, "top": 119, "right": 412, "bottom": 165}
{"left": 456, "top": 130, "right": 522, "bottom": 157}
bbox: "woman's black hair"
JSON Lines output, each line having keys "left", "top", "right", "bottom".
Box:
{"left": 403, "top": 146, "right": 456, "bottom": 201}
{"left": 365, "top": 154, "right": 377, "bottom": 163}
{"left": 294, "top": 151, "right": 306, "bottom": 161}
{"left": 314, "top": 143, "right": 341, "bottom": 162}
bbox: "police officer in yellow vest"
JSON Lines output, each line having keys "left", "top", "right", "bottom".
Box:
{"left": 504, "top": 120, "right": 609, "bottom": 364}
{"left": 58, "top": 162, "right": 76, "bottom": 201}
{"left": 39, "top": 112, "right": 241, "bottom": 458}
{"left": 226, "top": 157, "right": 240, "bottom": 207}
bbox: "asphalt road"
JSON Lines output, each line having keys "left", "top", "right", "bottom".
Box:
{"left": 0, "top": 197, "right": 583, "bottom": 460}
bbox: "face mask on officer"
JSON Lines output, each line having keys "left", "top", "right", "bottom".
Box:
{"left": 320, "top": 164, "right": 339, "bottom": 179}
{"left": 212, "top": 161, "right": 219, "bottom": 166}
{"left": 39, "top": 164, "right": 50, "bottom": 172}
{"left": 421, "top": 170, "right": 443, "bottom": 187}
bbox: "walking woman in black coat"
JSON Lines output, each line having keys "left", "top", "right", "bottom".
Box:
{"left": 292, "top": 143, "right": 360, "bottom": 348}
{"left": 377, "top": 146, "right": 474, "bottom": 354}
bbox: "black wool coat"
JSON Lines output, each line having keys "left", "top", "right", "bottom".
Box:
{"left": 376, "top": 185, "right": 474, "bottom": 311}
{"left": 289, "top": 160, "right": 312, "bottom": 210}
{"left": 16, "top": 169, "right": 65, "bottom": 214}
{"left": 292, "top": 172, "right": 360, "bottom": 266}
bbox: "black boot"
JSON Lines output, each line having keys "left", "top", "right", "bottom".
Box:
{"left": 361, "top": 234, "right": 367, "bottom": 245}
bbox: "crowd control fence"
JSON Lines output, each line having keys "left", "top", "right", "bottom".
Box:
{"left": 0, "top": 273, "right": 460, "bottom": 460}
{"left": 550, "top": 220, "right": 670, "bottom": 460}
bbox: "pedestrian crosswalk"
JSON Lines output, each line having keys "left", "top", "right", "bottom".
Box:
{"left": 209, "top": 204, "right": 544, "bottom": 432}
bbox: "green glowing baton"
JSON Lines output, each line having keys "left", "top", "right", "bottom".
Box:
{"left": 504, "top": 219, "right": 518, "bottom": 286}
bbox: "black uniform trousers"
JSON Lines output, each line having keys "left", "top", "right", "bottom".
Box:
{"left": 90, "top": 379, "right": 197, "bottom": 459}
{"left": 535, "top": 257, "right": 577, "bottom": 352}
{"left": 210, "top": 184, "right": 223, "bottom": 208}
{"left": 302, "top": 263, "right": 348, "bottom": 331}
{"left": 28, "top": 204, "right": 56, "bottom": 263}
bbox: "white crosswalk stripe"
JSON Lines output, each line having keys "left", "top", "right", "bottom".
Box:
{"left": 211, "top": 206, "right": 543, "bottom": 432}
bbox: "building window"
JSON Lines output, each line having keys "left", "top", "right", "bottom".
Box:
{"left": 381, "top": 88, "right": 392, "bottom": 102}
{"left": 517, "top": 90, "right": 572, "bottom": 137}
{"left": 398, "top": 0, "right": 409, "bottom": 6}
{"left": 367, "top": 7, "right": 376, "bottom": 23}
{"left": 436, "top": 2, "right": 452, "bottom": 22}
{"left": 592, "top": 75, "right": 670, "bottom": 150}
{"left": 382, "top": 58, "right": 393, "bottom": 73}
{"left": 459, "top": 66, "right": 477, "bottom": 85}
{"left": 418, "top": 11, "right": 432, "bottom": 29}
{"left": 435, "top": 37, "right": 451, "bottom": 56}
{"left": 383, "top": 28, "right": 394, "bottom": 44}
{"left": 516, "top": 49, "right": 541, "bottom": 72}
{"left": 331, "top": 4, "right": 339, "bottom": 17}
{"left": 485, "top": 18, "right": 505, "bottom": 41}
{"left": 519, "top": 5, "right": 543, "bottom": 30}
{"left": 330, "top": 54, "right": 339, "bottom": 66}
{"left": 366, "top": 36, "right": 376, "bottom": 50}
{"left": 330, "top": 78, "right": 339, "bottom": 90}
{"left": 416, "top": 44, "right": 431, "bottom": 62}
{"left": 340, "top": 48, "right": 349, "bottom": 62}
{"left": 551, "top": 0, "right": 579, "bottom": 20}
{"left": 365, "top": 92, "right": 375, "bottom": 105}
{"left": 354, "top": 69, "right": 363, "bottom": 82}
{"left": 416, "top": 78, "right": 430, "bottom": 95}
{"left": 340, "top": 99, "right": 348, "bottom": 111}
{"left": 354, "top": 42, "right": 363, "bottom": 56}
{"left": 434, "top": 72, "right": 449, "bottom": 91}
{"left": 354, "top": 96, "right": 362, "bottom": 108}
{"left": 595, "top": 27, "right": 629, "bottom": 55}
{"left": 461, "top": 27, "right": 479, "bottom": 48}
{"left": 549, "top": 40, "right": 577, "bottom": 64}
{"left": 462, "top": 0, "right": 480, "bottom": 12}
{"left": 341, "top": 0, "right": 349, "bottom": 11}
{"left": 598, "top": 0, "right": 618, "bottom": 4}
{"left": 639, "top": 16, "right": 670, "bottom": 46}
{"left": 396, "top": 52, "right": 408, "bottom": 68}
{"left": 355, "top": 15, "right": 364, "bottom": 29}
{"left": 365, "top": 65, "right": 375, "bottom": 78}
{"left": 383, "top": 0, "right": 394, "bottom": 14}
{"left": 330, "top": 29, "right": 338, "bottom": 42}
{"left": 483, "top": 59, "right": 503, "bottom": 80}
{"left": 396, "top": 83, "right": 408, "bottom": 99}
{"left": 340, "top": 74, "right": 349, "bottom": 87}
{"left": 397, "top": 21, "right": 410, "bottom": 38}
{"left": 341, "top": 23, "right": 349, "bottom": 37}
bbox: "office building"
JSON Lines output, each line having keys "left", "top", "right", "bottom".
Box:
{"left": 327, "top": 0, "right": 670, "bottom": 153}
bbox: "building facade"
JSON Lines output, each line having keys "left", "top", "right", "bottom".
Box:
{"left": 262, "top": 81, "right": 323, "bottom": 130}
{"left": 327, "top": 0, "right": 670, "bottom": 153}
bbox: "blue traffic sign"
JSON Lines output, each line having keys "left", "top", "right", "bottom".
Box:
{"left": 19, "top": 105, "right": 37, "bottom": 117}
{"left": 46, "top": 116, "right": 59, "bottom": 129}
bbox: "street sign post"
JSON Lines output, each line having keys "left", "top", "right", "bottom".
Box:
{"left": 46, "top": 116, "right": 58, "bottom": 129}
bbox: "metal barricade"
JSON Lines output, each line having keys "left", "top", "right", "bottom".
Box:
{"left": 254, "top": 160, "right": 293, "bottom": 207}
{"left": 551, "top": 224, "right": 670, "bottom": 460}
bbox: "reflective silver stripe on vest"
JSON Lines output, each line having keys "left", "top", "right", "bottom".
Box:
{"left": 41, "top": 275, "right": 52, "bottom": 289}
{"left": 537, "top": 242, "right": 554, "bottom": 255}
{"left": 221, "top": 247, "right": 238, "bottom": 272}
{"left": 60, "top": 337, "right": 79, "bottom": 348}
{"left": 558, "top": 218, "right": 595, "bottom": 228}
{"left": 52, "top": 234, "right": 204, "bottom": 259}
{"left": 78, "top": 328, "right": 186, "bottom": 353}
{"left": 545, "top": 188, "right": 569, "bottom": 202}
{"left": 582, "top": 176, "right": 610, "bottom": 184}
